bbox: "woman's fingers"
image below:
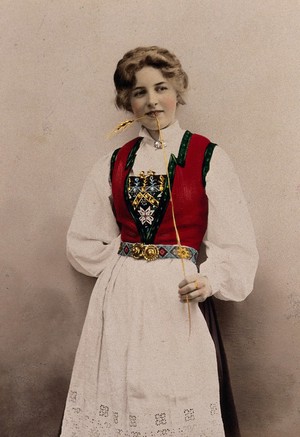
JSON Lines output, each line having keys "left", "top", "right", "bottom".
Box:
{"left": 178, "top": 274, "right": 207, "bottom": 295}
{"left": 179, "top": 290, "right": 207, "bottom": 303}
{"left": 178, "top": 274, "right": 212, "bottom": 302}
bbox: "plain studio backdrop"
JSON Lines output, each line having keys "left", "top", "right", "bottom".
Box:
{"left": 1, "top": 1, "right": 299, "bottom": 436}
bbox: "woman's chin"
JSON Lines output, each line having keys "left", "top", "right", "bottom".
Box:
{"left": 142, "top": 119, "right": 174, "bottom": 132}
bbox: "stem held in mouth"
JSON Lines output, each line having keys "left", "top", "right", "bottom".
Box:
{"left": 154, "top": 114, "right": 191, "bottom": 339}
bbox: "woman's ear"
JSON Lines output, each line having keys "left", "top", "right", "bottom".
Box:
{"left": 176, "top": 94, "right": 186, "bottom": 106}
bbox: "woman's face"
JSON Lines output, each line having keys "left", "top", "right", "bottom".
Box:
{"left": 130, "top": 66, "right": 178, "bottom": 133}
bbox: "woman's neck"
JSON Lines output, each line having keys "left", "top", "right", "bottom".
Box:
{"left": 144, "top": 120, "right": 178, "bottom": 141}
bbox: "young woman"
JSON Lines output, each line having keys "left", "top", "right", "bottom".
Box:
{"left": 60, "top": 46, "right": 258, "bottom": 437}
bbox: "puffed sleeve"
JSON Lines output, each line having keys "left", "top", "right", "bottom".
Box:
{"left": 66, "top": 154, "right": 121, "bottom": 277}
{"left": 200, "top": 147, "right": 259, "bottom": 301}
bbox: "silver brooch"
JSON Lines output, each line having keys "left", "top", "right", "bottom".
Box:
{"left": 153, "top": 140, "right": 166, "bottom": 150}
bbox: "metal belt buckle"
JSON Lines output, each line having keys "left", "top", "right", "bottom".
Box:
{"left": 131, "top": 243, "right": 144, "bottom": 259}
{"left": 175, "top": 246, "right": 192, "bottom": 260}
{"left": 143, "top": 244, "right": 159, "bottom": 261}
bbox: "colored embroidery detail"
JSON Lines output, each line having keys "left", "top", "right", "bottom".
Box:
{"left": 202, "top": 142, "right": 217, "bottom": 187}
{"left": 127, "top": 172, "right": 165, "bottom": 228}
{"left": 137, "top": 206, "right": 154, "bottom": 225}
{"left": 118, "top": 241, "right": 198, "bottom": 264}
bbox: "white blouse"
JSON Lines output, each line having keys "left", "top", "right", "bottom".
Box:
{"left": 67, "top": 121, "right": 259, "bottom": 302}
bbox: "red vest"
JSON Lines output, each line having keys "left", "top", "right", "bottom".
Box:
{"left": 111, "top": 133, "right": 212, "bottom": 251}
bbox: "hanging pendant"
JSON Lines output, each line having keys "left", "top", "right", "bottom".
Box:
{"left": 153, "top": 140, "right": 166, "bottom": 150}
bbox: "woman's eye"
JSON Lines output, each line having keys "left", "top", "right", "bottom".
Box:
{"left": 132, "top": 89, "right": 145, "bottom": 97}
{"left": 156, "top": 86, "right": 168, "bottom": 92}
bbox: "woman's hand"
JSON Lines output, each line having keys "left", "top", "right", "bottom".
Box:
{"left": 178, "top": 274, "right": 212, "bottom": 303}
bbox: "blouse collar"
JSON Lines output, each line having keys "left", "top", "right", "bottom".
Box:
{"left": 132, "top": 120, "right": 187, "bottom": 174}
{"left": 138, "top": 120, "right": 185, "bottom": 148}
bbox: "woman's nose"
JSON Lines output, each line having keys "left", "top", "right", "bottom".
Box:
{"left": 147, "top": 90, "right": 158, "bottom": 107}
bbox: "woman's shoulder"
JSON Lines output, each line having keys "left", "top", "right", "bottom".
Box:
{"left": 205, "top": 144, "right": 240, "bottom": 189}
{"left": 85, "top": 152, "right": 113, "bottom": 184}
{"left": 190, "top": 132, "right": 233, "bottom": 165}
{"left": 208, "top": 145, "right": 234, "bottom": 169}
{"left": 188, "top": 133, "right": 236, "bottom": 183}
{"left": 89, "top": 136, "right": 141, "bottom": 182}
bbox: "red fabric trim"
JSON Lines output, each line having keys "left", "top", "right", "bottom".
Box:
{"left": 111, "top": 133, "right": 210, "bottom": 251}
{"left": 154, "top": 134, "right": 209, "bottom": 250}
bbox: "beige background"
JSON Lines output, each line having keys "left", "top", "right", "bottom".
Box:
{"left": 1, "top": 1, "right": 299, "bottom": 436}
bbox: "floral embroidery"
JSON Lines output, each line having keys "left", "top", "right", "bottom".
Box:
{"left": 127, "top": 173, "right": 166, "bottom": 237}
{"left": 128, "top": 172, "right": 164, "bottom": 210}
{"left": 157, "top": 429, "right": 171, "bottom": 435}
{"left": 129, "top": 415, "right": 137, "bottom": 427}
{"left": 138, "top": 206, "right": 154, "bottom": 225}
{"left": 99, "top": 404, "right": 109, "bottom": 417}
{"left": 210, "top": 403, "right": 218, "bottom": 415}
{"left": 184, "top": 408, "right": 195, "bottom": 421}
{"left": 155, "top": 413, "right": 167, "bottom": 426}
{"left": 64, "top": 399, "right": 224, "bottom": 436}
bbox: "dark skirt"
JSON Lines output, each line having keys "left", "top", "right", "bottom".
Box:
{"left": 199, "top": 297, "right": 241, "bottom": 437}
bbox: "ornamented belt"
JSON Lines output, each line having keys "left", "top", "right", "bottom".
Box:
{"left": 118, "top": 241, "right": 198, "bottom": 264}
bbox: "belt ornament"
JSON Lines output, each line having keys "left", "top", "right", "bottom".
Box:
{"left": 118, "top": 242, "right": 198, "bottom": 264}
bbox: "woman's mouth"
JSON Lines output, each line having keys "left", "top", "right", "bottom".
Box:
{"left": 146, "top": 110, "right": 163, "bottom": 118}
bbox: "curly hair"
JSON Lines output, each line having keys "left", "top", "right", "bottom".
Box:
{"left": 113, "top": 46, "right": 188, "bottom": 112}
